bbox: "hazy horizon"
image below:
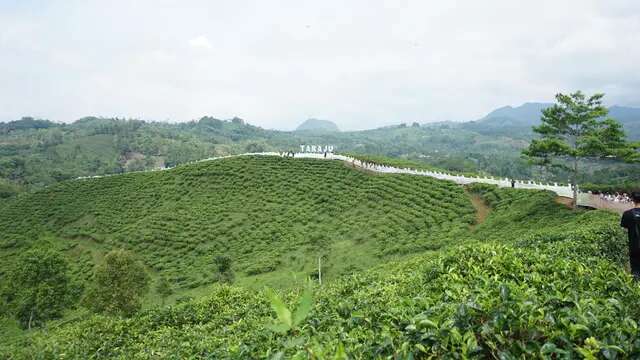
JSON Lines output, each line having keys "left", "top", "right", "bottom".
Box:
{"left": 5, "top": 100, "right": 640, "bottom": 133}
{"left": 1, "top": 0, "right": 639, "bottom": 131}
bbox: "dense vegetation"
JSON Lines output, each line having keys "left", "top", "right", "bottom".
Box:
{"left": 1, "top": 248, "right": 76, "bottom": 329}
{"left": 0, "top": 116, "right": 533, "bottom": 191}
{"left": 0, "top": 155, "right": 474, "bottom": 296}
{"left": 0, "top": 116, "right": 274, "bottom": 189}
{"left": 2, "top": 184, "right": 636, "bottom": 358}
{"left": 2, "top": 108, "right": 639, "bottom": 194}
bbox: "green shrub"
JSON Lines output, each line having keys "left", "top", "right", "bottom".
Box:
{"left": 5, "top": 204, "right": 637, "bottom": 358}
{"left": 83, "top": 249, "right": 150, "bottom": 317}
{"left": 1, "top": 248, "right": 73, "bottom": 329}
{"left": 155, "top": 276, "right": 173, "bottom": 306}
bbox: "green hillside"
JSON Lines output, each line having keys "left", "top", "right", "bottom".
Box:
{"left": 5, "top": 114, "right": 640, "bottom": 197}
{"left": 3, "top": 114, "right": 639, "bottom": 194}
{"left": 0, "top": 116, "right": 528, "bottom": 191}
{"left": 3, "top": 184, "right": 636, "bottom": 358}
{"left": 0, "top": 156, "right": 475, "bottom": 294}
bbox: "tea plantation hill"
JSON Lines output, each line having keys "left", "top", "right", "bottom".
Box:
{"left": 0, "top": 155, "right": 475, "bottom": 295}
{"left": 4, "top": 183, "right": 639, "bottom": 358}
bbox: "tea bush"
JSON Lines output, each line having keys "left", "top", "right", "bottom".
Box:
{"left": 4, "top": 189, "right": 637, "bottom": 358}
{"left": 0, "top": 155, "right": 474, "bottom": 290}
{"left": 2, "top": 157, "right": 636, "bottom": 358}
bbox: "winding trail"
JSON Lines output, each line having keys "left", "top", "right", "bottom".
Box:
{"left": 468, "top": 193, "right": 491, "bottom": 228}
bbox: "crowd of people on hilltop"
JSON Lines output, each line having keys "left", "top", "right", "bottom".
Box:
{"left": 598, "top": 192, "right": 636, "bottom": 204}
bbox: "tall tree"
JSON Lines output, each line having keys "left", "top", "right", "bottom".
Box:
{"left": 2, "top": 248, "right": 72, "bottom": 329}
{"left": 523, "top": 91, "right": 635, "bottom": 209}
{"left": 84, "top": 249, "right": 150, "bottom": 316}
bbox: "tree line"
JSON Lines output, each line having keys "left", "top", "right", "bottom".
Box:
{"left": 0, "top": 247, "right": 235, "bottom": 329}
{"left": 523, "top": 91, "right": 640, "bottom": 209}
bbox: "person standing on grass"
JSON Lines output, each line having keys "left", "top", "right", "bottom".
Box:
{"left": 621, "top": 192, "right": 640, "bottom": 278}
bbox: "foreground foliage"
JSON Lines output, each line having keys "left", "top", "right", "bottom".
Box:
{"left": 3, "top": 186, "right": 637, "bottom": 358}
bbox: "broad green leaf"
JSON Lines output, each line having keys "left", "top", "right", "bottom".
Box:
{"left": 292, "top": 285, "right": 313, "bottom": 327}
{"left": 265, "top": 287, "right": 292, "bottom": 328}
{"left": 266, "top": 323, "right": 290, "bottom": 334}
{"left": 333, "top": 343, "right": 348, "bottom": 360}
{"left": 575, "top": 347, "right": 597, "bottom": 360}
{"left": 418, "top": 319, "right": 438, "bottom": 329}
{"left": 540, "top": 342, "right": 556, "bottom": 354}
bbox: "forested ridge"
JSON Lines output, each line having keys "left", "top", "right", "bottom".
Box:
{"left": 2, "top": 107, "right": 639, "bottom": 197}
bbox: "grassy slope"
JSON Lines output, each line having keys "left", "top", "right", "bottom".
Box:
{"left": 0, "top": 156, "right": 475, "bottom": 295}
{"left": 4, "top": 186, "right": 635, "bottom": 358}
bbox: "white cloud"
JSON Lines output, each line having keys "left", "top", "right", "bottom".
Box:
{"left": 188, "top": 35, "right": 212, "bottom": 50}
{"left": 0, "top": 0, "right": 638, "bottom": 130}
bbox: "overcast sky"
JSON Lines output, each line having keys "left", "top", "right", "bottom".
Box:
{"left": 1, "top": 0, "right": 639, "bottom": 130}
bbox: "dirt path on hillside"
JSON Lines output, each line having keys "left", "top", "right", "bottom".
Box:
{"left": 468, "top": 193, "right": 490, "bottom": 228}
{"left": 555, "top": 196, "right": 573, "bottom": 209}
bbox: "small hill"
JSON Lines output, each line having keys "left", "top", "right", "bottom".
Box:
{"left": 0, "top": 117, "right": 59, "bottom": 134}
{"left": 461, "top": 102, "right": 551, "bottom": 138}
{"left": 481, "top": 102, "right": 552, "bottom": 125}
{"left": 0, "top": 155, "right": 474, "bottom": 292}
{"left": 295, "top": 118, "right": 340, "bottom": 132}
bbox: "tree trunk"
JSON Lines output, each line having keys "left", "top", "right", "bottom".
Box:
{"left": 572, "top": 157, "right": 579, "bottom": 210}
{"left": 318, "top": 256, "right": 322, "bottom": 286}
{"left": 28, "top": 309, "right": 33, "bottom": 330}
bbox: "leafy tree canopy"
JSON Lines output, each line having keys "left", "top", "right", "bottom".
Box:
{"left": 1, "top": 248, "right": 72, "bottom": 329}
{"left": 84, "top": 249, "right": 150, "bottom": 317}
{"left": 523, "top": 91, "right": 635, "bottom": 207}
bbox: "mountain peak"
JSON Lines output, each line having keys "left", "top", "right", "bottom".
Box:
{"left": 295, "top": 118, "right": 340, "bottom": 132}
{"left": 482, "top": 102, "right": 551, "bottom": 121}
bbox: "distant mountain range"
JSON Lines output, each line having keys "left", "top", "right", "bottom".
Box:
{"left": 295, "top": 118, "right": 340, "bottom": 132}
{"left": 463, "top": 103, "right": 640, "bottom": 140}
